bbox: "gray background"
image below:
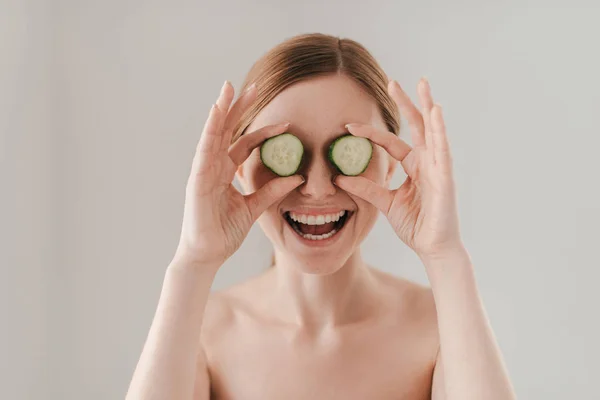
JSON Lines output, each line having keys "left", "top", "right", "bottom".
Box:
{"left": 2, "top": 0, "right": 599, "bottom": 398}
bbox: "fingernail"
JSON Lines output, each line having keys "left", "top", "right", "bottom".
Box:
{"left": 422, "top": 76, "right": 430, "bottom": 88}
{"left": 221, "top": 80, "right": 229, "bottom": 94}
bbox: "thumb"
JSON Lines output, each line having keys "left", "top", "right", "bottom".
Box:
{"left": 245, "top": 175, "right": 305, "bottom": 221}
{"left": 334, "top": 175, "right": 393, "bottom": 214}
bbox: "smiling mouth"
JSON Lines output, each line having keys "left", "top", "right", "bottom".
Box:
{"left": 283, "top": 211, "right": 353, "bottom": 241}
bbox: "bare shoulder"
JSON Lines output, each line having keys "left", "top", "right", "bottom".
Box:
{"left": 200, "top": 272, "right": 270, "bottom": 347}
{"left": 368, "top": 267, "right": 438, "bottom": 330}
{"left": 201, "top": 268, "right": 438, "bottom": 332}
{"left": 199, "top": 290, "right": 233, "bottom": 348}
{"left": 200, "top": 267, "right": 439, "bottom": 348}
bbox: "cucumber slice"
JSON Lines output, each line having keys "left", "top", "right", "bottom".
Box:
{"left": 260, "top": 133, "right": 304, "bottom": 177}
{"left": 328, "top": 134, "right": 373, "bottom": 176}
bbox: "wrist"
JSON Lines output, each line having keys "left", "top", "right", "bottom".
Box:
{"left": 173, "top": 241, "right": 227, "bottom": 269}
{"left": 419, "top": 245, "right": 475, "bottom": 286}
{"left": 170, "top": 247, "right": 223, "bottom": 275}
{"left": 417, "top": 241, "right": 469, "bottom": 264}
{"left": 164, "top": 256, "right": 220, "bottom": 302}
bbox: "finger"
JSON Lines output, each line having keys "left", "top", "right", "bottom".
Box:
{"left": 198, "top": 82, "right": 233, "bottom": 154}
{"left": 417, "top": 78, "right": 434, "bottom": 137}
{"left": 212, "top": 81, "right": 235, "bottom": 145}
{"left": 193, "top": 103, "right": 223, "bottom": 173}
{"left": 334, "top": 175, "right": 393, "bottom": 215}
{"left": 417, "top": 78, "right": 436, "bottom": 164}
{"left": 388, "top": 79, "right": 426, "bottom": 148}
{"left": 216, "top": 80, "right": 235, "bottom": 115}
{"left": 221, "top": 83, "right": 257, "bottom": 149}
{"left": 245, "top": 175, "right": 305, "bottom": 221}
{"left": 228, "top": 122, "right": 291, "bottom": 166}
{"left": 344, "top": 123, "right": 412, "bottom": 164}
{"left": 431, "top": 104, "right": 453, "bottom": 171}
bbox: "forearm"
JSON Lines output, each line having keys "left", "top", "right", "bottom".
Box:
{"left": 126, "top": 256, "right": 218, "bottom": 400}
{"left": 422, "top": 247, "right": 516, "bottom": 400}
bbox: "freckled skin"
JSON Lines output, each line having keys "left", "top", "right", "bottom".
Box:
{"left": 197, "top": 75, "right": 441, "bottom": 399}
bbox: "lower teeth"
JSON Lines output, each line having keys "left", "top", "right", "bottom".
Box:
{"left": 302, "top": 229, "right": 337, "bottom": 241}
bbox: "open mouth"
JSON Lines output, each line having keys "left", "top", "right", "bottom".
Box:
{"left": 283, "top": 210, "right": 353, "bottom": 241}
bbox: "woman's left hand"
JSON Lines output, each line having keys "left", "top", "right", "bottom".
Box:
{"left": 334, "top": 78, "right": 464, "bottom": 260}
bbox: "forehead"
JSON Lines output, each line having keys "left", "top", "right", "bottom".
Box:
{"left": 247, "top": 74, "right": 385, "bottom": 142}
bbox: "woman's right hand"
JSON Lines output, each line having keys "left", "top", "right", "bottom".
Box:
{"left": 174, "top": 81, "right": 304, "bottom": 268}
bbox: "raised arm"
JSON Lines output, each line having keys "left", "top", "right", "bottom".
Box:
{"left": 425, "top": 247, "right": 515, "bottom": 400}
{"left": 125, "top": 257, "right": 218, "bottom": 400}
{"left": 335, "top": 78, "right": 516, "bottom": 399}
{"left": 125, "top": 80, "right": 304, "bottom": 400}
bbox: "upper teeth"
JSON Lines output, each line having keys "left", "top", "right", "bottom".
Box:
{"left": 288, "top": 210, "right": 346, "bottom": 225}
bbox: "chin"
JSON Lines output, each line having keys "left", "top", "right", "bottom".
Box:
{"left": 259, "top": 206, "right": 362, "bottom": 275}
{"left": 285, "top": 251, "right": 352, "bottom": 275}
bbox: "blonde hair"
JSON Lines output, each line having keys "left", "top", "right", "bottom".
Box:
{"left": 231, "top": 33, "right": 402, "bottom": 267}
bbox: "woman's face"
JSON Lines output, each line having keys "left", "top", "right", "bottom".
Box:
{"left": 237, "top": 74, "right": 396, "bottom": 274}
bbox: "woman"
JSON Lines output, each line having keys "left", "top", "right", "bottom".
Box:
{"left": 126, "top": 33, "right": 516, "bottom": 399}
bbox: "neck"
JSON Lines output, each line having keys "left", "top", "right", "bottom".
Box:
{"left": 269, "top": 248, "right": 382, "bottom": 331}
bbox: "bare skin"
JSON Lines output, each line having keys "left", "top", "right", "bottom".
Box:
{"left": 201, "top": 266, "right": 440, "bottom": 400}
{"left": 126, "top": 74, "right": 515, "bottom": 400}
{"left": 195, "top": 75, "right": 439, "bottom": 399}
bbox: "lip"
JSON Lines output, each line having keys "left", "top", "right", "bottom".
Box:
{"left": 283, "top": 207, "right": 353, "bottom": 216}
{"left": 282, "top": 210, "right": 354, "bottom": 248}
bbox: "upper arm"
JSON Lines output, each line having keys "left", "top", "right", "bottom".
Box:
{"left": 193, "top": 295, "right": 220, "bottom": 400}
{"left": 192, "top": 346, "right": 211, "bottom": 400}
{"left": 431, "top": 348, "right": 446, "bottom": 400}
{"left": 193, "top": 292, "right": 233, "bottom": 400}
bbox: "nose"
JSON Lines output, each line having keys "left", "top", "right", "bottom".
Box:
{"left": 298, "top": 154, "right": 337, "bottom": 199}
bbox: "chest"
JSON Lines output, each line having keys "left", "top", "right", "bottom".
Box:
{"left": 207, "top": 325, "right": 436, "bottom": 400}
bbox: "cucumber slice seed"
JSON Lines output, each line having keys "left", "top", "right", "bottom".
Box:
{"left": 328, "top": 134, "right": 373, "bottom": 176}
{"left": 260, "top": 133, "right": 304, "bottom": 177}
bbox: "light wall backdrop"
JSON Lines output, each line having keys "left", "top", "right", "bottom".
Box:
{"left": 2, "top": 0, "right": 599, "bottom": 398}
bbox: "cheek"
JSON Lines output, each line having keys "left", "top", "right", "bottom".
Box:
{"left": 357, "top": 198, "right": 379, "bottom": 228}
{"left": 257, "top": 208, "right": 283, "bottom": 234}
